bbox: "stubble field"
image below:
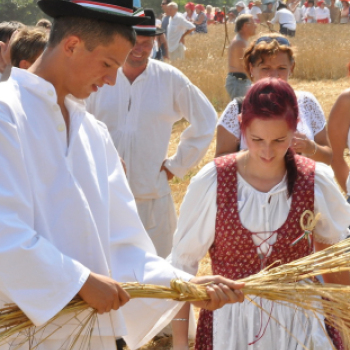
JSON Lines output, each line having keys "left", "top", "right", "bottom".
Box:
{"left": 138, "top": 23, "right": 350, "bottom": 350}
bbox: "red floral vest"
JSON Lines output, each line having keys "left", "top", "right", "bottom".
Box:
{"left": 195, "top": 153, "right": 316, "bottom": 350}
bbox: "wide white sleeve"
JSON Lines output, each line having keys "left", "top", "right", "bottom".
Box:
{"left": 165, "top": 78, "right": 217, "bottom": 178}
{"left": 217, "top": 100, "right": 241, "bottom": 138}
{"left": 104, "top": 129, "right": 193, "bottom": 350}
{"left": 0, "top": 104, "right": 90, "bottom": 326}
{"left": 180, "top": 15, "right": 196, "bottom": 31}
{"left": 299, "top": 91, "right": 326, "bottom": 136}
{"left": 314, "top": 162, "right": 350, "bottom": 244}
{"left": 169, "top": 162, "right": 218, "bottom": 275}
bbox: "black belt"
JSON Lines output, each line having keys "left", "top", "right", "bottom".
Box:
{"left": 228, "top": 72, "right": 248, "bottom": 80}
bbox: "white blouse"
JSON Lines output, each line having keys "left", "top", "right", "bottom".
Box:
{"left": 170, "top": 160, "right": 350, "bottom": 350}
{"left": 218, "top": 91, "right": 326, "bottom": 150}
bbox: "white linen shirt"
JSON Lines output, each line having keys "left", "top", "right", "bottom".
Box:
{"left": 250, "top": 5, "right": 262, "bottom": 20}
{"left": 305, "top": 6, "right": 317, "bottom": 22}
{"left": 270, "top": 8, "right": 297, "bottom": 29}
{"left": 167, "top": 12, "right": 195, "bottom": 52}
{"left": 0, "top": 68, "right": 192, "bottom": 350}
{"left": 86, "top": 59, "right": 217, "bottom": 200}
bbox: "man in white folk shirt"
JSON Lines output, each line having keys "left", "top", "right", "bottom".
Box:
{"left": 0, "top": 1, "right": 245, "bottom": 350}
{"left": 167, "top": 2, "right": 195, "bottom": 61}
{"left": 86, "top": 9, "right": 217, "bottom": 260}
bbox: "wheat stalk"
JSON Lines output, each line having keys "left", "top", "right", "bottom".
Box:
{"left": 2, "top": 237, "right": 350, "bottom": 348}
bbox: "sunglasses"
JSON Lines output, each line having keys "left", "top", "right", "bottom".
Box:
{"left": 255, "top": 36, "right": 291, "bottom": 46}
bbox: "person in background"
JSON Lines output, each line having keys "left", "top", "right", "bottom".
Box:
{"left": 328, "top": 0, "right": 341, "bottom": 22}
{"left": 304, "top": 0, "right": 317, "bottom": 22}
{"left": 10, "top": 27, "right": 48, "bottom": 69}
{"left": 226, "top": 14, "right": 256, "bottom": 100}
{"left": 184, "top": 2, "right": 196, "bottom": 21}
{"left": 206, "top": 4, "right": 215, "bottom": 23}
{"left": 287, "top": 0, "right": 303, "bottom": 22}
{"left": 236, "top": 1, "right": 249, "bottom": 17}
{"left": 301, "top": 1, "right": 308, "bottom": 19}
{"left": 250, "top": 0, "right": 263, "bottom": 22}
{"left": 86, "top": 8, "right": 217, "bottom": 260}
{"left": 264, "top": 0, "right": 274, "bottom": 13}
{"left": 36, "top": 18, "right": 52, "bottom": 31}
{"left": 167, "top": 2, "right": 195, "bottom": 61}
{"left": 216, "top": 34, "right": 332, "bottom": 166}
{"left": 0, "top": 21, "right": 24, "bottom": 80}
{"left": 194, "top": 4, "right": 208, "bottom": 33}
{"left": 268, "top": 2, "right": 296, "bottom": 36}
{"left": 316, "top": 0, "right": 331, "bottom": 22}
{"left": 340, "top": 0, "right": 350, "bottom": 23}
{"left": 214, "top": 7, "right": 225, "bottom": 23}
{"left": 227, "top": 7, "right": 237, "bottom": 22}
{"left": 248, "top": 1, "right": 254, "bottom": 10}
{"left": 161, "top": 0, "right": 171, "bottom": 35}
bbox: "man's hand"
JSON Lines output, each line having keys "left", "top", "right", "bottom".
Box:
{"left": 160, "top": 160, "right": 175, "bottom": 181}
{"left": 190, "top": 275, "right": 245, "bottom": 311}
{"left": 78, "top": 272, "right": 130, "bottom": 314}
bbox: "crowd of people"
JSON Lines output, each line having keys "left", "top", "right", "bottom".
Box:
{"left": 1, "top": 1, "right": 350, "bottom": 350}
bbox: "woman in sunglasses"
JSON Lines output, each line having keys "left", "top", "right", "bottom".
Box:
{"left": 170, "top": 78, "right": 350, "bottom": 350}
{"left": 215, "top": 34, "right": 332, "bottom": 166}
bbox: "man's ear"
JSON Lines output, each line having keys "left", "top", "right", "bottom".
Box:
{"left": 61, "top": 35, "right": 83, "bottom": 57}
{"left": 19, "top": 59, "right": 32, "bottom": 69}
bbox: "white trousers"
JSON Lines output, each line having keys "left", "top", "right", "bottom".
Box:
{"left": 136, "top": 194, "right": 177, "bottom": 258}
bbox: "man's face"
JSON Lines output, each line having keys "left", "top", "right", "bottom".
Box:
{"left": 126, "top": 35, "right": 154, "bottom": 68}
{"left": 161, "top": 1, "right": 170, "bottom": 15}
{"left": 267, "top": 3, "right": 273, "bottom": 9}
{"left": 237, "top": 5, "right": 244, "bottom": 12}
{"left": 65, "top": 34, "right": 132, "bottom": 99}
{"left": 245, "top": 18, "right": 257, "bottom": 35}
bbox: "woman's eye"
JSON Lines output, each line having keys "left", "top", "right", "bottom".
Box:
{"left": 252, "top": 139, "right": 262, "bottom": 142}
{"left": 104, "top": 62, "right": 111, "bottom": 68}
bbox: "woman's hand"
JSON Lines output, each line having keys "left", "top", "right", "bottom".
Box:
{"left": 291, "top": 131, "right": 316, "bottom": 155}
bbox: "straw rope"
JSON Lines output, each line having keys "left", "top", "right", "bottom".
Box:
{"left": 2, "top": 237, "right": 350, "bottom": 348}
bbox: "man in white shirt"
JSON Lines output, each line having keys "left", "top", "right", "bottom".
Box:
{"left": 167, "top": 2, "right": 195, "bottom": 61}
{"left": 268, "top": 2, "right": 297, "bottom": 36}
{"left": 0, "top": 1, "right": 244, "bottom": 350}
{"left": 87, "top": 9, "right": 217, "bottom": 260}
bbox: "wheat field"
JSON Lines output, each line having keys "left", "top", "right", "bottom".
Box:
{"left": 136, "top": 23, "right": 350, "bottom": 350}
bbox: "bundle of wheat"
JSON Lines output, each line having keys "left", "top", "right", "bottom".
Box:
{"left": 2, "top": 237, "right": 350, "bottom": 349}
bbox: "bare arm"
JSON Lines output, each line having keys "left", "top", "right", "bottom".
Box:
{"left": 194, "top": 13, "right": 206, "bottom": 24}
{"left": 159, "top": 33, "right": 169, "bottom": 59}
{"left": 215, "top": 125, "right": 240, "bottom": 157}
{"left": 328, "top": 91, "right": 350, "bottom": 193}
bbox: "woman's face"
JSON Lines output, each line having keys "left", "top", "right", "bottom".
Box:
{"left": 195, "top": 8, "right": 201, "bottom": 13}
{"left": 186, "top": 8, "right": 193, "bottom": 15}
{"left": 244, "top": 118, "right": 294, "bottom": 167}
{"left": 250, "top": 51, "right": 294, "bottom": 82}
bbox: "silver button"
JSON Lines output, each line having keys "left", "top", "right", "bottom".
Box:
{"left": 48, "top": 90, "right": 54, "bottom": 96}
{"left": 57, "top": 124, "right": 65, "bottom": 132}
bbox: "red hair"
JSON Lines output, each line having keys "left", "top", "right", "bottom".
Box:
{"left": 241, "top": 78, "right": 299, "bottom": 198}
{"left": 241, "top": 78, "right": 299, "bottom": 133}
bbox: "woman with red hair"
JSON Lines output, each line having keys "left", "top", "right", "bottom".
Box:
{"left": 170, "top": 78, "right": 350, "bottom": 350}
{"left": 194, "top": 4, "right": 207, "bottom": 33}
{"left": 184, "top": 2, "right": 196, "bottom": 21}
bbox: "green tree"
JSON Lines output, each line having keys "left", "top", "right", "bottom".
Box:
{"left": 0, "top": 0, "right": 51, "bottom": 25}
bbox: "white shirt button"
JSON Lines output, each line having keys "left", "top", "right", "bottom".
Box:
{"left": 57, "top": 124, "right": 65, "bottom": 132}
{"left": 48, "top": 90, "right": 54, "bottom": 96}
{"left": 53, "top": 105, "right": 60, "bottom": 112}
